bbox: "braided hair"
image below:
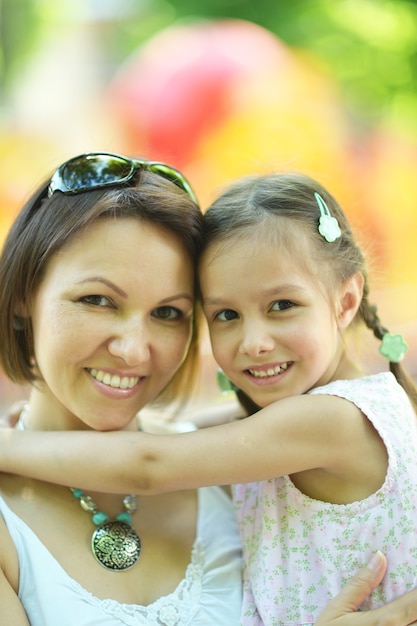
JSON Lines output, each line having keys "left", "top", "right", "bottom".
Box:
{"left": 360, "top": 287, "right": 417, "bottom": 409}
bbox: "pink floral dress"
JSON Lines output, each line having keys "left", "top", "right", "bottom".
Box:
{"left": 233, "top": 373, "right": 417, "bottom": 625}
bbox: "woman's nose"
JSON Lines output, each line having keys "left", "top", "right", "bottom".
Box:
{"left": 107, "top": 319, "right": 151, "bottom": 365}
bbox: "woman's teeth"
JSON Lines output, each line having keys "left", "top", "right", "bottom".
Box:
{"left": 249, "top": 363, "right": 289, "bottom": 378}
{"left": 89, "top": 368, "right": 139, "bottom": 389}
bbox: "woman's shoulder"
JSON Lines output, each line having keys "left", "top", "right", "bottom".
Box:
{"left": 0, "top": 495, "right": 19, "bottom": 594}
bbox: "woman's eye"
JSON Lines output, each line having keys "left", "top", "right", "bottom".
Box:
{"left": 80, "top": 295, "right": 112, "bottom": 307}
{"left": 153, "top": 306, "right": 183, "bottom": 320}
{"left": 271, "top": 300, "right": 294, "bottom": 312}
{"left": 215, "top": 309, "right": 239, "bottom": 321}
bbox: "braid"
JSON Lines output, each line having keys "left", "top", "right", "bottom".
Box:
{"left": 359, "top": 294, "right": 388, "bottom": 342}
{"left": 359, "top": 285, "right": 417, "bottom": 413}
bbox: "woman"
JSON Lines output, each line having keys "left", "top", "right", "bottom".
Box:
{"left": 0, "top": 152, "right": 243, "bottom": 624}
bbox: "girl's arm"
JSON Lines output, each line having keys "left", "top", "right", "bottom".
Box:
{"left": 0, "top": 393, "right": 379, "bottom": 495}
{"left": 316, "top": 552, "right": 417, "bottom": 624}
{"left": 187, "top": 398, "right": 246, "bottom": 428}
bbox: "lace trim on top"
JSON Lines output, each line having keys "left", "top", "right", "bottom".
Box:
{"left": 65, "top": 539, "right": 205, "bottom": 626}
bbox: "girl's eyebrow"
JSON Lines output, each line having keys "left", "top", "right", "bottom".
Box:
{"left": 77, "top": 277, "right": 127, "bottom": 298}
{"left": 203, "top": 284, "right": 308, "bottom": 306}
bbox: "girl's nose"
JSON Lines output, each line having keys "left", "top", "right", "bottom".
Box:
{"left": 108, "top": 320, "right": 151, "bottom": 365}
{"left": 238, "top": 323, "right": 275, "bottom": 358}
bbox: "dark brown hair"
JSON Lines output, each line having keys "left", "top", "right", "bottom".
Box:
{"left": 203, "top": 172, "right": 417, "bottom": 413}
{"left": 0, "top": 166, "right": 204, "bottom": 406}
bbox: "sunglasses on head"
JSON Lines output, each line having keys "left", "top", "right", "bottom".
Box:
{"left": 47, "top": 152, "right": 198, "bottom": 205}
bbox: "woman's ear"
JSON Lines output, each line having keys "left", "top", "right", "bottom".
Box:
{"left": 336, "top": 272, "right": 364, "bottom": 329}
{"left": 13, "top": 300, "right": 31, "bottom": 330}
{"left": 13, "top": 316, "right": 26, "bottom": 330}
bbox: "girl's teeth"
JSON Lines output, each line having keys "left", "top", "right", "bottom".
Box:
{"left": 249, "top": 363, "right": 288, "bottom": 378}
{"left": 89, "top": 369, "right": 139, "bottom": 389}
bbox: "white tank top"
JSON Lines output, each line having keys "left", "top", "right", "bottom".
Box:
{"left": 0, "top": 486, "right": 243, "bottom": 625}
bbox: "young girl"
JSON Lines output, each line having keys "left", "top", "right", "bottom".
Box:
{"left": 1, "top": 172, "right": 417, "bottom": 625}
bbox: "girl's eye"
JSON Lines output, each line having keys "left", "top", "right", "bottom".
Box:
{"left": 152, "top": 306, "right": 183, "bottom": 320}
{"left": 80, "top": 295, "right": 112, "bottom": 307}
{"left": 215, "top": 309, "right": 239, "bottom": 322}
{"left": 271, "top": 300, "right": 294, "bottom": 312}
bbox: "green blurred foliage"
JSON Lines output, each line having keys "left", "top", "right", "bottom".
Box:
{"left": 0, "top": 0, "right": 39, "bottom": 85}
{"left": 1, "top": 0, "right": 416, "bottom": 133}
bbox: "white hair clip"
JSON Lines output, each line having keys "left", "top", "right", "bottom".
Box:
{"left": 315, "top": 192, "right": 341, "bottom": 243}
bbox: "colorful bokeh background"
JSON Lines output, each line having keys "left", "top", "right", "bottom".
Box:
{"left": 1, "top": 0, "right": 417, "bottom": 410}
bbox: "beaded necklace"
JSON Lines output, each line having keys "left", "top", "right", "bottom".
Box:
{"left": 69, "top": 488, "right": 141, "bottom": 571}
{"left": 17, "top": 406, "right": 141, "bottom": 571}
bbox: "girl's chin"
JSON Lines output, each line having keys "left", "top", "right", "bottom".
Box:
{"left": 241, "top": 385, "right": 290, "bottom": 408}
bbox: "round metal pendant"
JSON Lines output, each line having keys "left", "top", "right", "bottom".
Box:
{"left": 91, "top": 521, "right": 141, "bottom": 571}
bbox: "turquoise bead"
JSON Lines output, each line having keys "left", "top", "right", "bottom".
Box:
{"left": 72, "top": 488, "right": 83, "bottom": 499}
{"left": 92, "top": 511, "right": 109, "bottom": 526}
{"left": 116, "top": 512, "right": 132, "bottom": 524}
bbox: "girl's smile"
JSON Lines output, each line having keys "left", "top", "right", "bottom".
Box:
{"left": 245, "top": 360, "right": 292, "bottom": 382}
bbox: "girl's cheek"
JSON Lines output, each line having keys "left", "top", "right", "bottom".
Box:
{"left": 211, "top": 341, "right": 230, "bottom": 370}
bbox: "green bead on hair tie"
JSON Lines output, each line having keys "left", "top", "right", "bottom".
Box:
{"left": 379, "top": 332, "right": 408, "bottom": 363}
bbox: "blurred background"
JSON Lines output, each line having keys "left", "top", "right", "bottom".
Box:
{"left": 1, "top": 0, "right": 416, "bottom": 414}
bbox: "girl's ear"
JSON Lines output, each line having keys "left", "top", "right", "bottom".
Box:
{"left": 336, "top": 272, "right": 364, "bottom": 329}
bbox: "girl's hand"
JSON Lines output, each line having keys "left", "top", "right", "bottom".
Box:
{"left": 315, "top": 552, "right": 417, "bottom": 624}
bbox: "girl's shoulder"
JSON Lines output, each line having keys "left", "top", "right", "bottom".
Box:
{"left": 309, "top": 371, "right": 415, "bottom": 431}
{"left": 309, "top": 371, "right": 399, "bottom": 398}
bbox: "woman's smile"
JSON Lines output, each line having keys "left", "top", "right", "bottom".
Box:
{"left": 87, "top": 368, "right": 140, "bottom": 389}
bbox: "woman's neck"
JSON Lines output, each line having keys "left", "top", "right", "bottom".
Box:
{"left": 20, "top": 389, "right": 140, "bottom": 432}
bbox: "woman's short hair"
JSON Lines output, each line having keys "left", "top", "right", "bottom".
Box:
{"left": 0, "top": 168, "right": 203, "bottom": 406}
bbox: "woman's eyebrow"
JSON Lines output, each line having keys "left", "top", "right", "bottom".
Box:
{"left": 77, "top": 277, "right": 127, "bottom": 298}
{"left": 77, "top": 279, "right": 193, "bottom": 304}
